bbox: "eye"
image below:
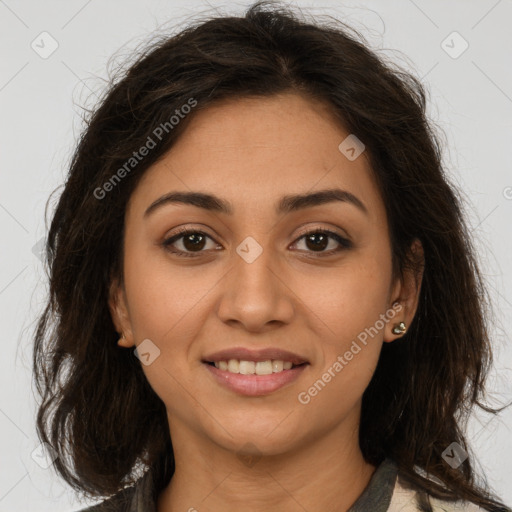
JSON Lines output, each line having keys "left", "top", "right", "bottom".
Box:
{"left": 162, "top": 227, "right": 352, "bottom": 258}
{"left": 162, "top": 228, "right": 220, "bottom": 258}
{"left": 291, "top": 228, "right": 352, "bottom": 256}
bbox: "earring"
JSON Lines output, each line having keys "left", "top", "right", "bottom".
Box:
{"left": 118, "top": 332, "right": 125, "bottom": 344}
{"left": 392, "top": 322, "right": 407, "bottom": 335}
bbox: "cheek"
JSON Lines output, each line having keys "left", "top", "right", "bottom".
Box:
{"left": 122, "top": 266, "right": 205, "bottom": 415}
{"left": 296, "top": 343, "right": 381, "bottom": 433}
{"left": 120, "top": 248, "right": 192, "bottom": 389}
{"left": 295, "top": 257, "right": 391, "bottom": 407}
{"left": 121, "top": 241, "right": 226, "bottom": 401}
{"left": 299, "top": 255, "right": 392, "bottom": 346}
{"left": 123, "top": 240, "right": 209, "bottom": 340}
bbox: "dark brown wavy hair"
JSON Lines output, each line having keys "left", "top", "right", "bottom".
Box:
{"left": 33, "top": 2, "right": 510, "bottom": 510}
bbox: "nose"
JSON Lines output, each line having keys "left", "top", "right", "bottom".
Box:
{"left": 216, "top": 238, "right": 295, "bottom": 333}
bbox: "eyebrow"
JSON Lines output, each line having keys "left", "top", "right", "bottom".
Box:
{"left": 143, "top": 188, "right": 368, "bottom": 218}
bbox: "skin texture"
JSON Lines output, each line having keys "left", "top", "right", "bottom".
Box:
{"left": 109, "top": 92, "right": 424, "bottom": 512}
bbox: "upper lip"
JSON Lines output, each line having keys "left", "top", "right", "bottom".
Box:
{"left": 203, "top": 347, "right": 308, "bottom": 365}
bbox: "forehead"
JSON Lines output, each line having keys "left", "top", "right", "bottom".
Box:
{"left": 127, "top": 93, "right": 385, "bottom": 224}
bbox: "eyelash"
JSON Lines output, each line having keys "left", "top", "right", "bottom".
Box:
{"left": 161, "top": 227, "right": 352, "bottom": 258}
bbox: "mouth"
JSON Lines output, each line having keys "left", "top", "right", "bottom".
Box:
{"left": 203, "top": 346, "right": 308, "bottom": 367}
{"left": 203, "top": 359, "right": 308, "bottom": 375}
{"left": 201, "top": 347, "right": 310, "bottom": 396}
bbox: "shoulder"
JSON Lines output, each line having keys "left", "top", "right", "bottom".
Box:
{"left": 388, "top": 474, "right": 489, "bottom": 512}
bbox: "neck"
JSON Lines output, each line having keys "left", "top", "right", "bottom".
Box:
{"left": 157, "top": 414, "right": 376, "bottom": 512}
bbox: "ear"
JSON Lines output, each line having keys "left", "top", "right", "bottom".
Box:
{"left": 384, "top": 238, "right": 424, "bottom": 342}
{"left": 108, "top": 275, "right": 135, "bottom": 348}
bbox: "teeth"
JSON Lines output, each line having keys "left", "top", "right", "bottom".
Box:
{"left": 239, "top": 360, "right": 255, "bottom": 375}
{"left": 213, "top": 359, "right": 298, "bottom": 374}
{"left": 227, "top": 359, "right": 239, "bottom": 373}
{"left": 255, "top": 360, "right": 273, "bottom": 375}
{"left": 272, "top": 360, "right": 283, "bottom": 372}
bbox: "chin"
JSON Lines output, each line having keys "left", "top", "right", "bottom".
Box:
{"left": 208, "top": 416, "right": 304, "bottom": 456}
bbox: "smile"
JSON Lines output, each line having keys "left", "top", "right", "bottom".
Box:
{"left": 203, "top": 360, "right": 309, "bottom": 396}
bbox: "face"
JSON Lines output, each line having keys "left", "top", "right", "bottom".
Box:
{"left": 109, "top": 92, "right": 421, "bottom": 457}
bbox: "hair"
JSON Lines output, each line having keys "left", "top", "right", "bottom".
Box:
{"left": 32, "top": 2, "right": 510, "bottom": 511}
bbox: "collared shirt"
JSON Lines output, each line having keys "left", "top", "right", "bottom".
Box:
{"left": 78, "top": 458, "right": 489, "bottom": 512}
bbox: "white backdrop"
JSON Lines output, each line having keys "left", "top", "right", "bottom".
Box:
{"left": 0, "top": 1, "right": 511, "bottom": 510}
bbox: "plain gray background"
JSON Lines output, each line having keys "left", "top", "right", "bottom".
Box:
{"left": 1, "top": 1, "right": 511, "bottom": 510}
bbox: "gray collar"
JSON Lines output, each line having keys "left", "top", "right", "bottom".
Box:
{"left": 347, "top": 458, "right": 398, "bottom": 512}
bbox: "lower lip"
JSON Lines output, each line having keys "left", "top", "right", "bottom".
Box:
{"left": 203, "top": 363, "right": 308, "bottom": 396}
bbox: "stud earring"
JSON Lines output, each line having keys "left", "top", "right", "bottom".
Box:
{"left": 392, "top": 322, "right": 407, "bottom": 335}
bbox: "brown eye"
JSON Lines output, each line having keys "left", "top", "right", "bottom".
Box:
{"left": 304, "top": 232, "right": 329, "bottom": 251}
{"left": 292, "top": 229, "right": 352, "bottom": 255}
{"left": 162, "top": 229, "right": 218, "bottom": 257}
{"left": 181, "top": 232, "right": 207, "bottom": 251}
{"left": 162, "top": 227, "right": 351, "bottom": 258}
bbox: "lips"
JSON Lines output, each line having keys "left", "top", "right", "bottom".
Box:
{"left": 204, "top": 361, "right": 308, "bottom": 396}
{"left": 202, "top": 346, "right": 308, "bottom": 365}
{"left": 201, "top": 346, "right": 309, "bottom": 396}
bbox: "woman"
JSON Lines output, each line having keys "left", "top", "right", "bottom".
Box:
{"left": 32, "top": 1, "right": 511, "bottom": 511}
